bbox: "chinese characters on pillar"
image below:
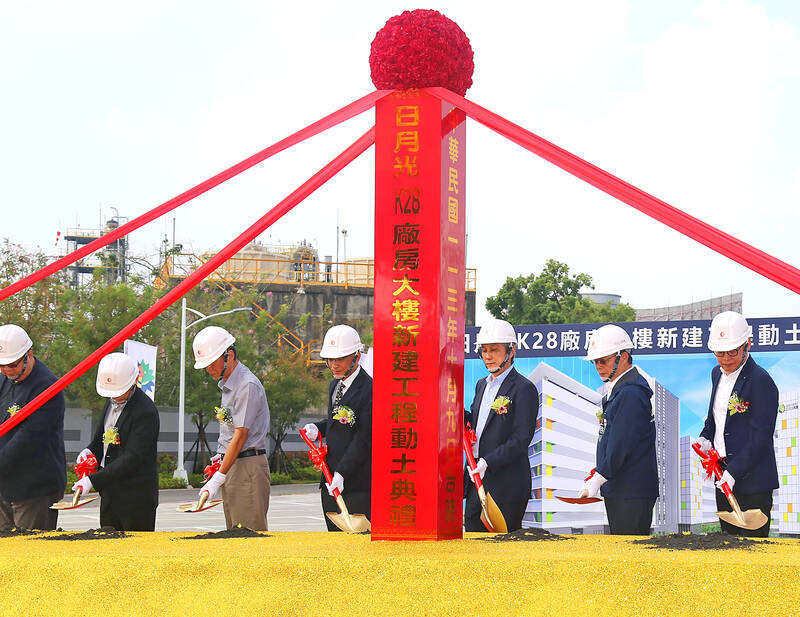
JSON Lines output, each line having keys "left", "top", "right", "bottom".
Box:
{"left": 373, "top": 90, "right": 466, "bottom": 540}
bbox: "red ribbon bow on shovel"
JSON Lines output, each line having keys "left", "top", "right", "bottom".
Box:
{"left": 202, "top": 459, "right": 221, "bottom": 483}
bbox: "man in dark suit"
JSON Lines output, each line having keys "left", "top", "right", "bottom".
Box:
{"left": 303, "top": 324, "right": 372, "bottom": 531}
{"left": 697, "top": 311, "right": 778, "bottom": 537}
{"left": 73, "top": 353, "right": 160, "bottom": 531}
{"left": 581, "top": 324, "right": 659, "bottom": 535}
{"left": 464, "top": 319, "right": 538, "bottom": 532}
{"left": 0, "top": 324, "right": 66, "bottom": 531}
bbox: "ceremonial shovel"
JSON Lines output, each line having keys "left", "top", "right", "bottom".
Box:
{"left": 556, "top": 469, "right": 603, "bottom": 505}
{"left": 176, "top": 459, "right": 223, "bottom": 513}
{"left": 51, "top": 454, "right": 100, "bottom": 510}
{"left": 692, "top": 442, "right": 767, "bottom": 530}
{"left": 299, "top": 428, "right": 371, "bottom": 533}
{"left": 463, "top": 425, "right": 507, "bottom": 533}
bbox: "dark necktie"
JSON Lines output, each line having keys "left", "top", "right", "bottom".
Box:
{"left": 333, "top": 381, "right": 345, "bottom": 407}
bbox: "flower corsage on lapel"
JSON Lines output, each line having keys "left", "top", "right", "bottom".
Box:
{"left": 491, "top": 395, "right": 511, "bottom": 415}
{"left": 102, "top": 426, "right": 121, "bottom": 446}
{"left": 6, "top": 404, "right": 20, "bottom": 417}
{"left": 215, "top": 406, "right": 234, "bottom": 426}
{"left": 728, "top": 393, "right": 750, "bottom": 416}
{"left": 333, "top": 405, "right": 356, "bottom": 426}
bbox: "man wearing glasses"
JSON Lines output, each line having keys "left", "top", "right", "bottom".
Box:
{"left": 0, "top": 324, "right": 66, "bottom": 530}
{"left": 581, "top": 324, "right": 658, "bottom": 535}
{"left": 696, "top": 311, "right": 778, "bottom": 537}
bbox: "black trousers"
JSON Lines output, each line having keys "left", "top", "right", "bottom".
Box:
{"left": 320, "top": 489, "right": 370, "bottom": 532}
{"left": 715, "top": 489, "right": 772, "bottom": 537}
{"left": 464, "top": 483, "right": 526, "bottom": 532}
{"left": 604, "top": 496, "right": 656, "bottom": 535}
{"left": 100, "top": 497, "right": 157, "bottom": 532}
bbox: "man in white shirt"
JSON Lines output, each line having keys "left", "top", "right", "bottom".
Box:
{"left": 193, "top": 326, "right": 270, "bottom": 531}
{"left": 697, "top": 311, "right": 778, "bottom": 537}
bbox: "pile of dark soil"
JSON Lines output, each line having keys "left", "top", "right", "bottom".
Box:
{"left": 42, "top": 527, "right": 128, "bottom": 541}
{"left": 633, "top": 532, "right": 770, "bottom": 551}
{"left": 0, "top": 528, "right": 41, "bottom": 537}
{"left": 476, "top": 527, "right": 567, "bottom": 542}
{"left": 180, "top": 525, "right": 269, "bottom": 540}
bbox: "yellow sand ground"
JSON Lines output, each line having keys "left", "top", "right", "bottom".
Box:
{"left": 1, "top": 532, "right": 798, "bottom": 617}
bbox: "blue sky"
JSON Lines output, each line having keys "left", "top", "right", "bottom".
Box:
{"left": 2, "top": 1, "right": 799, "bottom": 322}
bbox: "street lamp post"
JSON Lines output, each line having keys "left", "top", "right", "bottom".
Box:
{"left": 174, "top": 299, "right": 251, "bottom": 481}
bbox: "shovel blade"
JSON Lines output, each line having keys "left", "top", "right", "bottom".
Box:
{"left": 556, "top": 496, "right": 603, "bottom": 504}
{"left": 485, "top": 492, "right": 507, "bottom": 533}
{"left": 176, "top": 499, "right": 223, "bottom": 513}
{"left": 50, "top": 496, "right": 99, "bottom": 510}
{"left": 326, "top": 511, "right": 371, "bottom": 533}
{"left": 716, "top": 509, "right": 768, "bottom": 531}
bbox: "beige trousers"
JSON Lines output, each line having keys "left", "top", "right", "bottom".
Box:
{"left": 221, "top": 454, "right": 270, "bottom": 531}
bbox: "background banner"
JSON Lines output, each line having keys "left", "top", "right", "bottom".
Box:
{"left": 123, "top": 340, "right": 158, "bottom": 401}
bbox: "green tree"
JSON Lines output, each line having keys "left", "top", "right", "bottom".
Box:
{"left": 46, "top": 272, "right": 162, "bottom": 413}
{"left": 0, "top": 239, "right": 69, "bottom": 364}
{"left": 485, "top": 259, "right": 636, "bottom": 325}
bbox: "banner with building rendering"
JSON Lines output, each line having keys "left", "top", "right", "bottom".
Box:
{"left": 464, "top": 317, "right": 800, "bottom": 536}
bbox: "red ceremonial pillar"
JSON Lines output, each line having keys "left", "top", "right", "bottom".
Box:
{"left": 372, "top": 90, "right": 467, "bottom": 540}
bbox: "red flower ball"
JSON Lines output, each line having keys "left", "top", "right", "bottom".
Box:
{"left": 369, "top": 9, "right": 474, "bottom": 96}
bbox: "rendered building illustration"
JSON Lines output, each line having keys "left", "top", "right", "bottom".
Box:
{"left": 678, "top": 435, "right": 718, "bottom": 530}
{"left": 773, "top": 389, "right": 800, "bottom": 534}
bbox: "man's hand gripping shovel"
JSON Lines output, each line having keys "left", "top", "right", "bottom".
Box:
{"left": 692, "top": 441, "right": 767, "bottom": 530}
{"left": 176, "top": 459, "right": 224, "bottom": 513}
{"left": 463, "top": 424, "right": 507, "bottom": 533}
{"left": 51, "top": 454, "right": 100, "bottom": 510}
{"left": 299, "top": 428, "right": 370, "bottom": 533}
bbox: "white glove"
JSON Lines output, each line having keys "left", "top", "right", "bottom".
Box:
{"left": 715, "top": 470, "right": 735, "bottom": 492}
{"left": 72, "top": 475, "right": 93, "bottom": 495}
{"left": 578, "top": 471, "right": 607, "bottom": 498}
{"left": 695, "top": 436, "right": 713, "bottom": 454}
{"left": 326, "top": 472, "right": 344, "bottom": 496}
{"left": 200, "top": 471, "right": 226, "bottom": 500}
{"left": 468, "top": 458, "right": 488, "bottom": 483}
{"left": 76, "top": 448, "right": 93, "bottom": 464}
{"left": 210, "top": 453, "right": 222, "bottom": 465}
{"left": 302, "top": 423, "right": 319, "bottom": 441}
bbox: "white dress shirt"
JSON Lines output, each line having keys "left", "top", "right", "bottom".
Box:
{"left": 473, "top": 367, "right": 513, "bottom": 457}
{"left": 101, "top": 397, "right": 127, "bottom": 467}
{"left": 711, "top": 362, "right": 745, "bottom": 457}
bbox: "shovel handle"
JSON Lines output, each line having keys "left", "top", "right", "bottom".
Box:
{"left": 299, "top": 428, "right": 341, "bottom": 499}
{"left": 462, "top": 424, "right": 485, "bottom": 491}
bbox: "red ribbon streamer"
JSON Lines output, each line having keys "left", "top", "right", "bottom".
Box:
{"left": 427, "top": 87, "right": 800, "bottom": 295}
{"left": 74, "top": 454, "right": 98, "bottom": 478}
{"left": 0, "top": 91, "right": 389, "bottom": 303}
{"left": 0, "top": 127, "right": 376, "bottom": 439}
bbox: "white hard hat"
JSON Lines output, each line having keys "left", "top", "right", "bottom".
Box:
{"left": 320, "top": 324, "right": 363, "bottom": 359}
{"left": 585, "top": 324, "right": 634, "bottom": 361}
{"left": 193, "top": 326, "right": 236, "bottom": 369}
{"left": 0, "top": 324, "right": 33, "bottom": 364}
{"left": 476, "top": 319, "right": 516, "bottom": 345}
{"left": 708, "top": 311, "right": 751, "bottom": 352}
{"left": 96, "top": 353, "right": 138, "bottom": 398}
